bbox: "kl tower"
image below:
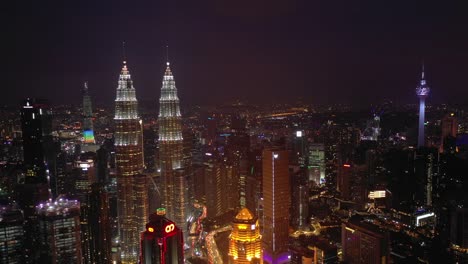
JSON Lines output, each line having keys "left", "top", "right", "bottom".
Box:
{"left": 416, "top": 64, "right": 430, "bottom": 148}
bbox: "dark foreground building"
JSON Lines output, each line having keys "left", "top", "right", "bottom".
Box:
{"left": 140, "top": 209, "right": 184, "bottom": 264}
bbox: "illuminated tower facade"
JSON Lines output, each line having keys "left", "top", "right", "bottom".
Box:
{"left": 139, "top": 209, "right": 184, "bottom": 264}
{"left": 229, "top": 208, "right": 262, "bottom": 264}
{"left": 114, "top": 61, "right": 146, "bottom": 263}
{"left": 416, "top": 64, "right": 430, "bottom": 148}
{"left": 82, "top": 81, "right": 95, "bottom": 144}
{"left": 158, "top": 62, "right": 185, "bottom": 228}
{"left": 262, "top": 149, "right": 290, "bottom": 264}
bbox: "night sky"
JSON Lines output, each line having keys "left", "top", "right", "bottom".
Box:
{"left": 6, "top": 1, "right": 468, "bottom": 106}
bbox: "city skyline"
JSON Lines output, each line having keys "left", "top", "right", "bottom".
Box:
{"left": 2, "top": 1, "right": 468, "bottom": 263}
{"left": 6, "top": 1, "right": 468, "bottom": 106}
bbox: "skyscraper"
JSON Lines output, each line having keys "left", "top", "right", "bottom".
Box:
{"left": 82, "top": 81, "right": 95, "bottom": 144}
{"left": 308, "top": 143, "right": 325, "bottom": 186}
{"left": 114, "top": 60, "right": 146, "bottom": 263}
{"left": 139, "top": 210, "right": 184, "bottom": 264}
{"left": 20, "top": 98, "right": 48, "bottom": 182}
{"left": 228, "top": 207, "right": 262, "bottom": 264}
{"left": 158, "top": 61, "right": 186, "bottom": 229}
{"left": 87, "top": 183, "right": 112, "bottom": 264}
{"left": 440, "top": 113, "right": 458, "bottom": 153}
{"left": 262, "top": 149, "right": 290, "bottom": 264}
{"left": 36, "top": 198, "right": 83, "bottom": 264}
{"left": 416, "top": 64, "right": 430, "bottom": 148}
{"left": 18, "top": 99, "right": 52, "bottom": 263}
{"left": 0, "top": 206, "right": 24, "bottom": 264}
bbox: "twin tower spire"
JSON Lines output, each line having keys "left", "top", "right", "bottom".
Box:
{"left": 113, "top": 50, "right": 185, "bottom": 263}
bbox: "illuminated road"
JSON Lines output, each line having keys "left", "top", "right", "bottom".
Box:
{"left": 205, "top": 225, "right": 232, "bottom": 264}
{"left": 186, "top": 203, "right": 207, "bottom": 258}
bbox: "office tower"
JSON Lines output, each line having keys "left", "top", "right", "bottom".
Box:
{"left": 114, "top": 60, "right": 146, "bottom": 263}
{"left": 204, "top": 159, "right": 223, "bottom": 218}
{"left": 292, "top": 130, "right": 306, "bottom": 166}
{"left": 205, "top": 115, "right": 217, "bottom": 145}
{"left": 20, "top": 98, "right": 48, "bottom": 182}
{"left": 337, "top": 162, "right": 367, "bottom": 207}
{"left": 228, "top": 208, "right": 262, "bottom": 264}
{"left": 342, "top": 217, "right": 390, "bottom": 264}
{"left": 0, "top": 206, "right": 24, "bottom": 264}
{"left": 18, "top": 99, "right": 52, "bottom": 263}
{"left": 71, "top": 153, "right": 97, "bottom": 263}
{"left": 82, "top": 81, "right": 95, "bottom": 144}
{"left": 262, "top": 149, "right": 290, "bottom": 263}
{"left": 96, "top": 147, "right": 110, "bottom": 183}
{"left": 308, "top": 143, "right": 325, "bottom": 186}
{"left": 416, "top": 64, "right": 430, "bottom": 148}
{"left": 440, "top": 113, "right": 458, "bottom": 153}
{"left": 36, "top": 198, "right": 83, "bottom": 264}
{"left": 158, "top": 61, "right": 186, "bottom": 228}
{"left": 292, "top": 184, "right": 309, "bottom": 230}
{"left": 414, "top": 148, "right": 439, "bottom": 207}
{"left": 87, "top": 183, "right": 112, "bottom": 264}
{"left": 139, "top": 210, "right": 184, "bottom": 264}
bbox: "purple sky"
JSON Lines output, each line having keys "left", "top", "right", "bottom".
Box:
{"left": 5, "top": 0, "right": 468, "bottom": 106}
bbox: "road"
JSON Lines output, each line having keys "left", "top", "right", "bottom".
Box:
{"left": 205, "top": 225, "right": 232, "bottom": 264}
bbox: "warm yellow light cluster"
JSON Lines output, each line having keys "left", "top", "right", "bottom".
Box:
{"left": 228, "top": 208, "right": 262, "bottom": 264}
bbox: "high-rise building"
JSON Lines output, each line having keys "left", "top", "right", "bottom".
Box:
{"left": 228, "top": 208, "right": 262, "bottom": 264}
{"left": 87, "top": 183, "right": 112, "bottom": 264}
{"left": 262, "top": 149, "right": 290, "bottom": 264}
{"left": 0, "top": 206, "right": 24, "bottom": 264}
{"left": 158, "top": 61, "right": 186, "bottom": 229}
{"left": 36, "top": 198, "right": 83, "bottom": 264}
{"left": 414, "top": 148, "right": 439, "bottom": 207}
{"left": 20, "top": 98, "right": 48, "bottom": 182}
{"left": 308, "top": 143, "right": 325, "bottom": 186}
{"left": 139, "top": 210, "right": 184, "bottom": 264}
{"left": 440, "top": 113, "right": 458, "bottom": 153}
{"left": 82, "top": 82, "right": 99, "bottom": 153}
{"left": 416, "top": 64, "right": 430, "bottom": 148}
{"left": 292, "top": 130, "right": 306, "bottom": 166}
{"left": 337, "top": 162, "right": 367, "bottom": 207}
{"left": 113, "top": 60, "right": 146, "bottom": 263}
{"left": 82, "top": 81, "right": 95, "bottom": 144}
{"left": 18, "top": 99, "right": 52, "bottom": 263}
{"left": 71, "top": 153, "right": 97, "bottom": 263}
{"left": 341, "top": 217, "right": 390, "bottom": 264}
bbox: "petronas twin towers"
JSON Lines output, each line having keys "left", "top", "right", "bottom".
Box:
{"left": 113, "top": 59, "right": 186, "bottom": 263}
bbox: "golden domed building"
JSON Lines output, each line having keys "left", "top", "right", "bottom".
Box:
{"left": 228, "top": 208, "right": 263, "bottom": 264}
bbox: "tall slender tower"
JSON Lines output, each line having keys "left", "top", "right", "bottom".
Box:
{"left": 158, "top": 61, "right": 185, "bottom": 229}
{"left": 82, "top": 81, "right": 95, "bottom": 144}
{"left": 262, "top": 149, "right": 290, "bottom": 263}
{"left": 416, "top": 64, "right": 430, "bottom": 148}
{"left": 114, "top": 60, "right": 145, "bottom": 263}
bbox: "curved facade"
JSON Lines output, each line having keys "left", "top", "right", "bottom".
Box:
{"left": 229, "top": 208, "right": 262, "bottom": 264}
